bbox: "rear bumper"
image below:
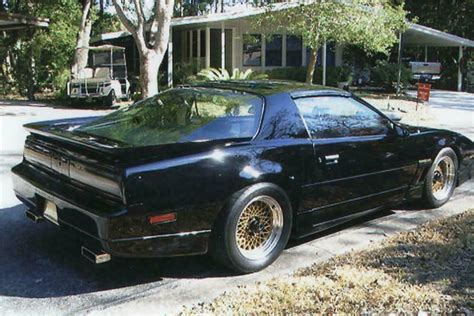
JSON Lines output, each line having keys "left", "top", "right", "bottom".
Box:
{"left": 12, "top": 161, "right": 209, "bottom": 258}
{"left": 69, "top": 94, "right": 106, "bottom": 98}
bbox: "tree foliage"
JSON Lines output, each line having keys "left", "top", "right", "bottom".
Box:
{"left": 0, "top": 0, "right": 82, "bottom": 98}
{"left": 404, "top": 0, "right": 474, "bottom": 40}
{"left": 0, "top": 0, "right": 124, "bottom": 99}
{"left": 254, "top": 0, "right": 408, "bottom": 83}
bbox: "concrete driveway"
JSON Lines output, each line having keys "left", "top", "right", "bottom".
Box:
{"left": 405, "top": 89, "right": 474, "bottom": 140}
{"left": 0, "top": 96, "right": 473, "bottom": 315}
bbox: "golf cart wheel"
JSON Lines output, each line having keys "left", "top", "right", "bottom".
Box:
{"left": 104, "top": 90, "right": 116, "bottom": 107}
{"left": 210, "top": 183, "right": 292, "bottom": 274}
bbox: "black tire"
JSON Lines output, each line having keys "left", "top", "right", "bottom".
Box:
{"left": 209, "top": 183, "right": 292, "bottom": 274}
{"left": 422, "top": 147, "right": 458, "bottom": 208}
{"left": 103, "top": 90, "right": 116, "bottom": 107}
{"left": 68, "top": 98, "right": 78, "bottom": 107}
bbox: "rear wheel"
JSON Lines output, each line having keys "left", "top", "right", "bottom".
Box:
{"left": 423, "top": 148, "right": 458, "bottom": 208}
{"left": 210, "top": 183, "right": 292, "bottom": 273}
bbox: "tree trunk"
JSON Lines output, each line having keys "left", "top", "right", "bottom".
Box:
{"left": 112, "top": 0, "right": 174, "bottom": 99}
{"left": 139, "top": 51, "right": 161, "bottom": 98}
{"left": 305, "top": 48, "right": 318, "bottom": 84}
{"left": 71, "top": 0, "right": 92, "bottom": 78}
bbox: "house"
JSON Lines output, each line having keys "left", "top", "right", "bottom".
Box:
{"left": 93, "top": 3, "right": 474, "bottom": 91}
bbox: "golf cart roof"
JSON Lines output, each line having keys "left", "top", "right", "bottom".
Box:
{"left": 78, "top": 45, "right": 125, "bottom": 51}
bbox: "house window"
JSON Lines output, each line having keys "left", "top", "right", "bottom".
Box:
{"left": 265, "top": 35, "right": 282, "bottom": 67}
{"left": 243, "top": 34, "right": 262, "bottom": 66}
{"left": 286, "top": 35, "right": 302, "bottom": 67}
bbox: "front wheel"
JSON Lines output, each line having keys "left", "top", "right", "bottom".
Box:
{"left": 103, "top": 90, "right": 116, "bottom": 107}
{"left": 423, "top": 148, "right": 458, "bottom": 208}
{"left": 210, "top": 183, "right": 292, "bottom": 274}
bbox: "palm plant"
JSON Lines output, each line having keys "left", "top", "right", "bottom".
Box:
{"left": 197, "top": 68, "right": 268, "bottom": 81}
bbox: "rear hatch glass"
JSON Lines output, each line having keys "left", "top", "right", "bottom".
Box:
{"left": 74, "top": 87, "right": 263, "bottom": 147}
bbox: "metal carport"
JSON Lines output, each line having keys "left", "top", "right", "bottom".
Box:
{"left": 398, "top": 23, "right": 474, "bottom": 92}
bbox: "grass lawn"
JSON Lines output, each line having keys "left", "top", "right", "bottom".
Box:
{"left": 184, "top": 209, "right": 473, "bottom": 314}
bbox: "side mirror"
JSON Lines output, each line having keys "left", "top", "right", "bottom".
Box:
{"left": 394, "top": 125, "right": 409, "bottom": 137}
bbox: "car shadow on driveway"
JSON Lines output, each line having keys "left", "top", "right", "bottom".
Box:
{"left": 0, "top": 204, "right": 234, "bottom": 299}
{"left": 0, "top": 202, "right": 420, "bottom": 299}
{"left": 286, "top": 208, "right": 396, "bottom": 249}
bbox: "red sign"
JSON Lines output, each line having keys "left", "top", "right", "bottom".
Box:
{"left": 417, "top": 82, "right": 432, "bottom": 102}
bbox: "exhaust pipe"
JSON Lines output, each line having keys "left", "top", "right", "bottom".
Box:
{"left": 25, "top": 210, "right": 43, "bottom": 223}
{"left": 81, "top": 246, "right": 111, "bottom": 264}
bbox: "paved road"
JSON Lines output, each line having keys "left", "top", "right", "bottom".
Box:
{"left": 0, "top": 94, "right": 472, "bottom": 315}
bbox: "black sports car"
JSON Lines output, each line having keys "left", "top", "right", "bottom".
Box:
{"left": 12, "top": 81, "right": 474, "bottom": 273}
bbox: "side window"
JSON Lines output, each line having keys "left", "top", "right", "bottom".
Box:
{"left": 294, "top": 96, "right": 390, "bottom": 138}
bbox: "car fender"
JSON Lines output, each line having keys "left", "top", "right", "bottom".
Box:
{"left": 408, "top": 127, "right": 474, "bottom": 184}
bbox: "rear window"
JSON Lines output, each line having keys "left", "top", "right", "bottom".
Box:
{"left": 75, "top": 87, "right": 263, "bottom": 146}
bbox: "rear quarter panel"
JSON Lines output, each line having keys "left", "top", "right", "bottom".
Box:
{"left": 116, "top": 91, "right": 313, "bottom": 239}
{"left": 119, "top": 140, "right": 314, "bottom": 239}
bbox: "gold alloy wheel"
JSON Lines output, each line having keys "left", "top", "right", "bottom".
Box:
{"left": 235, "top": 196, "right": 283, "bottom": 260}
{"left": 432, "top": 156, "right": 456, "bottom": 201}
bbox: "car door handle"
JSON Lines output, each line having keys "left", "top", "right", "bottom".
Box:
{"left": 324, "top": 154, "right": 339, "bottom": 165}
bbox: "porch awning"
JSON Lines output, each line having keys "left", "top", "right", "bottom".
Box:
{"left": 403, "top": 24, "right": 474, "bottom": 48}
{"left": 0, "top": 12, "right": 49, "bottom": 31}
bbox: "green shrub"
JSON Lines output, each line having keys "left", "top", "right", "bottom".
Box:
{"left": 265, "top": 67, "right": 307, "bottom": 82}
{"left": 371, "top": 60, "right": 411, "bottom": 89}
{"left": 434, "top": 64, "right": 458, "bottom": 90}
{"left": 265, "top": 66, "right": 352, "bottom": 87}
{"left": 197, "top": 68, "right": 268, "bottom": 81}
{"left": 173, "top": 60, "right": 199, "bottom": 85}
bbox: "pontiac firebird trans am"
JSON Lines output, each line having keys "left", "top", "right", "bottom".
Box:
{"left": 12, "top": 81, "right": 474, "bottom": 273}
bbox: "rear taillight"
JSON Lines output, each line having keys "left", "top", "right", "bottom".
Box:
{"left": 148, "top": 213, "right": 177, "bottom": 225}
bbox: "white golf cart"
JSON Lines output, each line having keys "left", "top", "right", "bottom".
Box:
{"left": 67, "top": 45, "right": 130, "bottom": 107}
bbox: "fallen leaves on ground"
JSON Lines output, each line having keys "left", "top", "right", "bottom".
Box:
{"left": 183, "top": 209, "right": 473, "bottom": 314}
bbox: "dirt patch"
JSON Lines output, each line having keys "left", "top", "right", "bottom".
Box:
{"left": 364, "top": 97, "right": 437, "bottom": 126}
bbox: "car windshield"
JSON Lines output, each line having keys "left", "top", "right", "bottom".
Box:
{"left": 75, "top": 87, "right": 263, "bottom": 147}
